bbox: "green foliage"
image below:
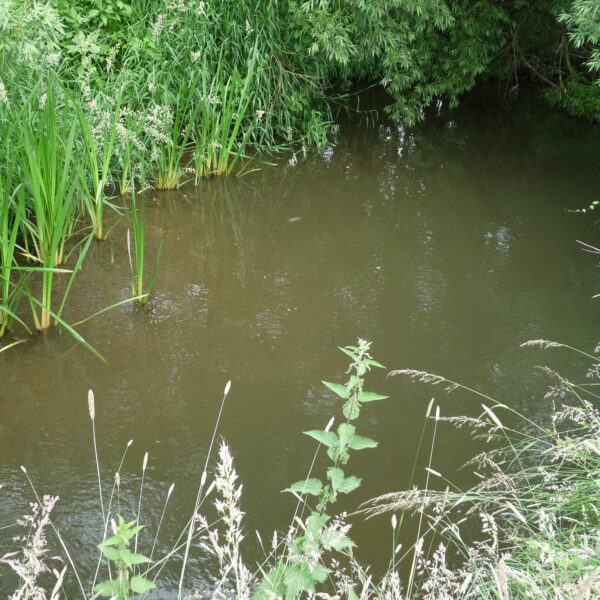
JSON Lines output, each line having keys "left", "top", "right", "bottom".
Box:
{"left": 95, "top": 515, "right": 156, "bottom": 599}
{"left": 559, "top": 0, "right": 600, "bottom": 73}
{"left": 1, "top": 0, "right": 599, "bottom": 354}
{"left": 257, "top": 339, "right": 385, "bottom": 599}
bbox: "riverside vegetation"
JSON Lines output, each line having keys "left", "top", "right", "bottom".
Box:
{"left": 2, "top": 340, "right": 599, "bottom": 599}
{"left": 1, "top": 0, "right": 600, "bottom": 353}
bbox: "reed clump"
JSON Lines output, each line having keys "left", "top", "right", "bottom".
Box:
{"left": 0, "top": 0, "right": 339, "bottom": 352}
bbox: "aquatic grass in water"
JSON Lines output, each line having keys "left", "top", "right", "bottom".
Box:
{"left": 155, "top": 83, "right": 197, "bottom": 191}
{"left": 0, "top": 132, "right": 27, "bottom": 337}
{"left": 194, "top": 49, "right": 259, "bottom": 180}
{"left": 76, "top": 91, "right": 121, "bottom": 240}
{"left": 18, "top": 85, "right": 89, "bottom": 331}
{"left": 127, "top": 173, "right": 162, "bottom": 306}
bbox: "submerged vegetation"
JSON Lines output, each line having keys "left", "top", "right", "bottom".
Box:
{"left": 0, "top": 0, "right": 599, "bottom": 353}
{"left": 2, "top": 340, "right": 599, "bottom": 598}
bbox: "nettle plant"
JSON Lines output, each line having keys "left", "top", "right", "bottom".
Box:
{"left": 256, "top": 339, "right": 387, "bottom": 599}
{"left": 95, "top": 516, "right": 155, "bottom": 599}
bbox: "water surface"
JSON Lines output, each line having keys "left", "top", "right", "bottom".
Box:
{"left": 1, "top": 90, "right": 599, "bottom": 595}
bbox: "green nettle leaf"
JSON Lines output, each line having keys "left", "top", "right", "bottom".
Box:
{"left": 305, "top": 512, "right": 329, "bottom": 537}
{"left": 119, "top": 549, "right": 152, "bottom": 567}
{"left": 98, "top": 544, "right": 120, "bottom": 561}
{"left": 310, "top": 562, "right": 331, "bottom": 584}
{"left": 337, "top": 423, "right": 356, "bottom": 447}
{"left": 284, "top": 562, "right": 318, "bottom": 597}
{"left": 349, "top": 435, "right": 378, "bottom": 450}
{"left": 365, "top": 359, "right": 385, "bottom": 368}
{"left": 130, "top": 575, "right": 156, "bottom": 594}
{"left": 337, "top": 475, "right": 361, "bottom": 494}
{"left": 338, "top": 346, "right": 358, "bottom": 361}
{"left": 348, "top": 375, "right": 361, "bottom": 388}
{"left": 93, "top": 579, "right": 120, "bottom": 597}
{"left": 99, "top": 533, "right": 122, "bottom": 547}
{"left": 358, "top": 391, "right": 389, "bottom": 402}
{"left": 286, "top": 478, "right": 323, "bottom": 496}
{"left": 322, "top": 380, "right": 349, "bottom": 399}
{"left": 254, "top": 564, "right": 287, "bottom": 600}
{"left": 101, "top": 522, "right": 144, "bottom": 547}
{"left": 343, "top": 398, "right": 360, "bottom": 420}
{"left": 321, "top": 528, "right": 355, "bottom": 551}
{"left": 348, "top": 587, "right": 360, "bottom": 600}
{"left": 328, "top": 467, "right": 361, "bottom": 494}
{"left": 304, "top": 429, "right": 338, "bottom": 447}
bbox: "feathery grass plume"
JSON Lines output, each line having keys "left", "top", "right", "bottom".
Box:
{"left": 177, "top": 378, "right": 234, "bottom": 598}
{"left": 196, "top": 441, "right": 251, "bottom": 599}
{"left": 1, "top": 495, "right": 66, "bottom": 600}
{"left": 363, "top": 340, "right": 600, "bottom": 599}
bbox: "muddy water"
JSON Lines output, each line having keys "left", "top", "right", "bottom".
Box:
{"left": 1, "top": 91, "right": 599, "bottom": 595}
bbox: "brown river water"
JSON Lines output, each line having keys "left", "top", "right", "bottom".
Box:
{"left": 1, "top": 89, "right": 599, "bottom": 595}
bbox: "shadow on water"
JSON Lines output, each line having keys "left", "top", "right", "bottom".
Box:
{"left": 1, "top": 88, "right": 599, "bottom": 595}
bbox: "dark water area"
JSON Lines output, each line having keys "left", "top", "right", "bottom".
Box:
{"left": 1, "top": 89, "right": 599, "bottom": 595}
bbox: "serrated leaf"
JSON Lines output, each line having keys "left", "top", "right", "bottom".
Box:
{"left": 304, "top": 429, "right": 338, "bottom": 448}
{"left": 99, "top": 533, "right": 122, "bottom": 548}
{"left": 348, "top": 587, "right": 360, "bottom": 600}
{"left": 337, "top": 423, "right": 356, "bottom": 447}
{"left": 98, "top": 545, "right": 120, "bottom": 561}
{"left": 101, "top": 524, "right": 143, "bottom": 548}
{"left": 284, "top": 562, "right": 317, "bottom": 596}
{"left": 349, "top": 435, "right": 378, "bottom": 450}
{"left": 130, "top": 575, "right": 156, "bottom": 594}
{"left": 328, "top": 468, "right": 361, "bottom": 494}
{"left": 338, "top": 346, "right": 358, "bottom": 361}
{"left": 310, "top": 562, "right": 330, "bottom": 583}
{"left": 365, "top": 359, "right": 385, "bottom": 368}
{"left": 338, "top": 475, "right": 361, "bottom": 494}
{"left": 285, "top": 478, "right": 323, "bottom": 496}
{"left": 348, "top": 375, "right": 361, "bottom": 388}
{"left": 327, "top": 467, "right": 345, "bottom": 491}
{"left": 255, "top": 563, "right": 287, "bottom": 600}
{"left": 322, "top": 380, "right": 349, "bottom": 399}
{"left": 119, "top": 549, "right": 152, "bottom": 567}
{"left": 93, "top": 579, "right": 120, "bottom": 596}
{"left": 120, "top": 524, "right": 144, "bottom": 542}
{"left": 305, "top": 512, "right": 329, "bottom": 537}
{"left": 358, "top": 391, "right": 389, "bottom": 402}
{"left": 343, "top": 399, "right": 360, "bottom": 420}
{"left": 321, "top": 528, "right": 356, "bottom": 551}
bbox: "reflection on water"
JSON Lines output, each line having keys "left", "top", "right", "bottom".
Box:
{"left": 1, "top": 90, "right": 599, "bottom": 595}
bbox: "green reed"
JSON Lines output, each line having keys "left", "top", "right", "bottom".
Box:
{"left": 194, "top": 49, "right": 258, "bottom": 181}
{"left": 18, "top": 86, "right": 89, "bottom": 331}
{"left": 127, "top": 171, "right": 162, "bottom": 306}
{"left": 156, "top": 82, "right": 198, "bottom": 190}
{"left": 76, "top": 92, "right": 121, "bottom": 240}
{"left": 0, "top": 133, "right": 26, "bottom": 337}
